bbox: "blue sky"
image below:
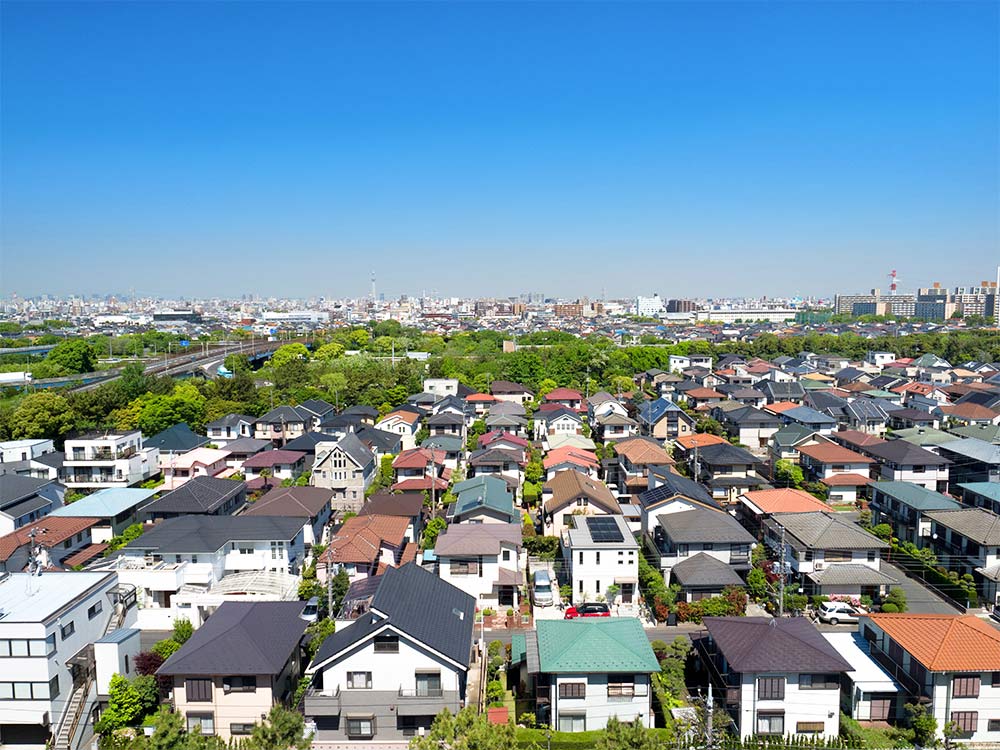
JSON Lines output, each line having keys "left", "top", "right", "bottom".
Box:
{"left": 2, "top": 1, "right": 997, "bottom": 300}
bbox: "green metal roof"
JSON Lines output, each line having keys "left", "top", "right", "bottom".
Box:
{"left": 890, "top": 428, "right": 957, "bottom": 447}
{"left": 451, "top": 475, "right": 515, "bottom": 519}
{"left": 959, "top": 482, "right": 1000, "bottom": 503}
{"left": 510, "top": 633, "right": 526, "bottom": 666}
{"left": 535, "top": 619, "right": 659, "bottom": 674}
{"left": 870, "top": 481, "right": 961, "bottom": 511}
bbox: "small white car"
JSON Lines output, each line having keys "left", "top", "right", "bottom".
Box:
{"left": 817, "top": 600, "right": 867, "bottom": 625}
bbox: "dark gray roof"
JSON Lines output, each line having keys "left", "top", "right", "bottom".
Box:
{"left": 283, "top": 432, "right": 339, "bottom": 454}
{"left": 128, "top": 515, "right": 306, "bottom": 553}
{"left": 32, "top": 451, "right": 65, "bottom": 469}
{"left": 807, "top": 565, "right": 897, "bottom": 587}
{"left": 724, "top": 406, "right": 781, "bottom": 427}
{"left": 657, "top": 507, "right": 755, "bottom": 544}
{"left": 243, "top": 486, "right": 333, "bottom": 518}
{"left": 144, "top": 423, "right": 209, "bottom": 453}
{"left": 343, "top": 404, "right": 379, "bottom": 419}
{"left": 355, "top": 426, "right": 403, "bottom": 454}
{"left": 640, "top": 472, "right": 718, "bottom": 509}
{"left": 426, "top": 412, "right": 465, "bottom": 426}
{"left": 767, "top": 512, "right": 888, "bottom": 550}
{"left": 298, "top": 399, "right": 336, "bottom": 417}
{"left": 0, "top": 475, "right": 55, "bottom": 508}
{"left": 698, "top": 443, "right": 763, "bottom": 466}
{"left": 143, "top": 476, "right": 246, "bottom": 515}
{"left": 220, "top": 437, "right": 272, "bottom": 454}
{"left": 205, "top": 413, "right": 255, "bottom": 429}
{"left": 157, "top": 601, "right": 306, "bottom": 676}
{"left": 256, "top": 406, "right": 310, "bottom": 424}
{"left": 360, "top": 492, "right": 424, "bottom": 518}
{"left": 760, "top": 381, "right": 806, "bottom": 399}
{"left": 704, "top": 617, "right": 853, "bottom": 673}
{"left": 670, "top": 553, "right": 744, "bottom": 587}
{"left": 313, "top": 563, "right": 475, "bottom": 668}
{"left": 866, "top": 440, "right": 951, "bottom": 466}
{"left": 336, "top": 431, "right": 375, "bottom": 467}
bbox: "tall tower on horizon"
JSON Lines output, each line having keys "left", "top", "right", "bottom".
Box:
{"left": 370, "top": 271, "right": 376, "bottom": 302}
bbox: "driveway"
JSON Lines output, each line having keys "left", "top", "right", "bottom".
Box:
{"left": 881, "top": 560, "right": 962, "bottom": 614}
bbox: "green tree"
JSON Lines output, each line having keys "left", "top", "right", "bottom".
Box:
{"left": 421, "top": 516, "right": 447, "bottom": 550}
{"left": 10, "top": 392, "right": 76, "bottom": 440}
{"left": 150, "top": 639, "right": 181, "bottom": 660}
{"left": 305, "top": 618, "right": 337, "bottom": 660}
{"left": 95, "top": 674, "right": 159, "bottom": 733}
{"left": 223, "top": 353, "right": 252, "bottom": 375}
{"left": 172, "top": 618, "right": 194, "bottom": 644}
{"left": 46, "top": 339, "right": 98, "bottom": 374}
{"left": 746, "top": 567, "right": 767, "bottom": 602}
{"left": 313, "top": 342, "right": 346, "bottom": 362}
{"left": 270, "top": 343, "right": 310, "bottom": 369}
{"left": 774, "top": 459, "right": 805, "bottom": 489}
{"left": 871, "top": 523, "right": 893, "bottom": 541}
{"left": 408, "top": 707, "right": 516, "bottom": 750}
{"left": 882, "top": 587, "right": 908, "bottom": 613}
{"left": 906, "top": 702, "right": 938, "bottom": 747}
{"left": 245, "top": 704, "right": 312, "bottom": 750}
{"left": 596, "top": 717, "right": 661, "bottom": 750}
{"left": 329, "top": 567, "right": 350, "bottom": 614}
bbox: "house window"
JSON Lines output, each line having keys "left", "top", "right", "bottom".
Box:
{"left": 824, "top": 550, "right": 851, "bottom": 563}
{"left": 60, "top": 621, "right": 75, "bottom": 640}
{"left": 953, "top": 675, "right": 980, "bottom": 698}
{"left": 88, "top": 601, "right": 103, "bottom": 620}
{"left": 347, "top": 671, "right": 372, "bottom": 690}
{"left": 756, "top": 711, "right": 784, "bottom": 735}
{"left": 988, "top": 719, "right": 1000, "bottom": 732}
{"left": 867, "top": 551, "right": 877, "bottom": 562}
{"left": 374, "top": 635, "right": 399, "bottom": 653}
{"left": 230, "top": 724, "right": 255, "bottom": 735}
{"left": 799, "top": 674, "right": 839, "bottom": 690}
{"left": 558, "top": 713, "right": 586, "bottom": 732}
{"left": 49, "top": 675, "right": 59, "bottom": 699}
{"left": 559, "top": 682, "right": 586, "bottom": 699}
{"left": 223, "top": 676, "right": 256, "bottom": 693}
{"left": 579, "top": 552, "right": 584, "bottom": 565}
{"left": 346, "top": 717, "right": 375, "bottom": 738}
{"left": 992, "top": 672, "right": 1000, "bottom": 688}
{"left": 796, "top": 722, "right": 825, "bottom": 734}
{"left": 677, "top": 545, "right": 689, "bottom": 557}
{"left": 187, "top": 713, "right": 215, "bottom": 735}
{"left": 502, "top": 549, "right": 511, "bottom": 562}
{"left": 415, "top": 672, "right": 442, "bottom": 697}
{"left": 757, "top": 677, "right": 785, "bottom": 700}
{"left": 950, "top": 712, "right": 977, "bottom": 735}
{"left": 185, "top": 678, "right": 213, "bottom": 702}
{"left": 45, "top": 634, "right": 56, "bottom": 656}
{"left": 596, "top": 551, "right": 601, "bottom": 565}
{"left": 608, "top": 676, "right": 636, "bottom": 697}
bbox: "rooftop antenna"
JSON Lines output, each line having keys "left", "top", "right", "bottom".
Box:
{"left": 887, "top": 269, "right": 899, "bottom": 296}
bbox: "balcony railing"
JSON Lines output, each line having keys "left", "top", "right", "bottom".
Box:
{"left": 866, "top": 640, "right": 924, "bottom": 697}
{"left": 398, "top": 687, "right": 443, "bottom": 698}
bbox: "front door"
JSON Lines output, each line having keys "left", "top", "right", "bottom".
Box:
{"left": 621, "top": 583, "right": 634, "bottom": 603}
{"left": 869, "top": 694, "right": 892, "bottom": 721}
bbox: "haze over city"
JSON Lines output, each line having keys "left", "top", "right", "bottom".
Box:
{"left": 2, "top": 1, "right": 998, "bottom": 299}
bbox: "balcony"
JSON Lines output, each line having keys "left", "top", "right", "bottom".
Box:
{"left": 303, "top": 686, "right": 341, "bottom": 716}
{"left": 399, "top": 687, "right": 444, "bottom": 699}
{"left": 866, "top": 640, "right": 925, "bottom": 698}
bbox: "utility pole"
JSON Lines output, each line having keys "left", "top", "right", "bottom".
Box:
{"left": 777, "top": 524, "right": 786, "bottom": 616}
{"left": 326, "top": 558, "right": 333, "bottom": 616}
{"left": 706, "top": 679, "right": 714, "bottom": 750}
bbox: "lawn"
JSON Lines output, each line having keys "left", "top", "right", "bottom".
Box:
{"left": 515, "top": 727, "right": 676, "bottom": 749}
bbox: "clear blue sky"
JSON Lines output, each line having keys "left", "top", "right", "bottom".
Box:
{"left": 2, "top": 1, "right": 997, "bottom": 300}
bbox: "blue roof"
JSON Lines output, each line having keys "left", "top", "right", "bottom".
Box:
{"left": 959, "top": 482, "right": 1000, "bottom": 503}
{"left": 50, "top": 488, "right": 157, "bottom": 518}
{"left": 637, "top": 397, "right": 682, "bottom": 425}
{"left": 97, "top": 628, "right": 140, "bottom": 645}
{"left": 782, "top": 406, "right": 838, "bottom": 426}
{"left": 870, "top": 481, "right": 960, "bottom": 511}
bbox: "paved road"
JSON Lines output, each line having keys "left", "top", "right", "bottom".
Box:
{"left": 881, "top": 560, "right": 963, "bottom": 614}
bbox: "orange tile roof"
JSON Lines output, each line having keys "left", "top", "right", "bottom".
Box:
{"left": 740, "top": 488, "right": 829, "bottom": 514}
{"left": 939, "top": 403, "right": 999, "bottom": 420}
{"left": 62, "top": 543, "right": 110, "bottom": 568}
{"left": 869, "top": 614, "right": 1000, "bottom": 672}
{"left": 797, "top": 443, "right": 874, "bottom": 464}
{"left": 466, "top": 393, "right": 496, "bottom": 402}
{"left": 675, "top": 433, "right": 728, "bottom": 451}
{"left": 543, "top": 446, "right": 598, "bottom": 470}
{"left": 392, "top": 447, "right": 446, "bottom": 469}
{"left": 0, "top": 517, "right": 99, "bottom": 562}
{"left": 322, "top": 514, "right": 410, "bottom": 565}
{"left": 764, "top": 401, "right": 800, "bottom": 414}
{"left": 687, "top": 388, "right": 726, "bottom": 399}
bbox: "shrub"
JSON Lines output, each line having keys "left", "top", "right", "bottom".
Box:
{"left": 150, "top": 639, "right": 180, "bottom": 660}
{"left": 871, "top": 523, "right": 893, "bottom": 541}
{"left": 518, "top": 712, "right": 536, "bottom": 728}
{"left": 523, "top": 536, "right": 559, "bottom": 559}
{"left": 488, "top": 640, "right": 504, "bottom": 660}
{"left": 880, "top": 603, "right": 899, "bottom": 613}
{"left": 485, "top": 679, "right": 505, "bottom": 706}
{"left": 171, "top": 618, "right": 193, "bottom": 645}
{"left": 883, "top": 587, "right": 907, "bottom": 613}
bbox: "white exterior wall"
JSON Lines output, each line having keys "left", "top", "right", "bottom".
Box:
{"left": 877, "top": 465, "right": 949, "bottom": 491}
{"left": 94, "top": 630, "right": 142, "bottom": 695}
{"left": 929, "top": 672, "right": 1000, "bottom": 743}
{"left": 0, "top": 440, "right": 54, "bottom": 464}
{"left": 436, "top": 544, "right": 519, "bottom": 603}
{"left": 567, "top": 546, "right": 638, "bottom": 603}
{"left": 787, "top": 546, "right": 881, "bottom": 576}
{"left": 738, "top": 672, "right": 840, "bottom": 740}
{"left": 550, "top": 672, "right": 652, "bottom": 731}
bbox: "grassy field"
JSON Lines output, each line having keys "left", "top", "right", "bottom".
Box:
{"left": 515, "top": 727, "right": 676, "bottom": 749}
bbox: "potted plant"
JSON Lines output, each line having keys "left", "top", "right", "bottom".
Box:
{"left": 482, "top": 607, "right": 495, "bottom": 628}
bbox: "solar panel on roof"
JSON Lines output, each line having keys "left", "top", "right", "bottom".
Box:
{"left": 585, "top": 516, "right": 624, "bottom": 543}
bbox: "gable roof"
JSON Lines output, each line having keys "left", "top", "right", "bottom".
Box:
{"left": 534, "top": 619, "right": 659, "bottom": 674}
{"left": 144, "top": 423, "right": 209, "bottom": 452}
{"left": 205, "top": 413, "right": 255, "bottom": 429}
{"left": 612, "top": 437, "right": 673, "bottom": 466}
{"left": 451, "top": 475, "right": 516, "bottom": 520}
{"left": 923, "top": 507, "right": 1000, "bottom": 545}
{"left": 704, "top": 617, "right": 852, "bottom": 673}
{"left": 0, "top": 516, "right": 99, "bottom": 562}
{"left": 697, "top": 443, "right": 763, "bottom": 466}
{"left": 543, "top": 471, "right": 618, "bottom": 515}
{"left": 322, "top": 514, "right": 410, "bottom": 564}
{"left": 674, "top": 433, "right": 729, "bottom": 451}
{"left": 640, "top": 472, "right": 718, "bottom": 509}
{"left": 868, "top": 613, "right": 1000, "bottom": 672}
{"left": 242, "top": 449, "right": 306, "bottom": 468}
{"left": 157, "top": 601, "right": 307, "bottom": 676}
{"left": 256, "top": 406, "right": 311, "bottom": 424}
{"left": 143, "top": 476, "right": 246, "bottom": 515}
{"left": 435, "top": 523, "right": 522, "bottom": 556}
{"left": 866, "top": 440, "right": 951, "bottom": 466}
{"left": 312, "top": 563, "right": 475, "bottom": 669}
{"left": 359, "top": 491, "right": 424, "bottom": 518}
{"left": 797, "top": 443, "right": 873, "bottom": 465}
{"left": 937, "top": 437, "right": 1000, "bottom": 465}
{"left": 0, "top": 475, "right": 58, "bottom": 510}
{"left": 544, "top": 387, "right": 583, "bottom": 401}
{"left": 870, "top": 481, "right": 961, "bottom": 511}
{"left": 49, "top": 487, "right": 156, "bottom": 518}
{"left": 127, "top": 515, "right": 305, "bottom": 553}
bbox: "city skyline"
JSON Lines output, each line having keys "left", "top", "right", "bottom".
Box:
{"left": 2, "top": 1, "right": 998, "bottom": 298}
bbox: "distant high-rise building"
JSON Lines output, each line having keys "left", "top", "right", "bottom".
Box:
{"left": 635, "top": 295, "right": 665, "bottom": 317}
{"left": 667, "top": 299, "right": 696, "bottom": 313}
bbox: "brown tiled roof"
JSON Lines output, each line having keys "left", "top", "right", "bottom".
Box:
{"left": 797, "top": 443, "right": 874, "bottom": 464}
{"left": 62, "top": 543, "right": 109, "bottom": 568}
{"left": 612, "top": 438, "right": 673, "bottom": 466}
{"left": 393, "top": 447, "right": 446, "bottom": 470}
{"left": 938, "top": 403, "right": 999, "bottom": 420}
{"left": 543, "top": 471, "right": 618, "bottom": 515}
{"left": 0, "top": 517, "right": 99, "bottom": 562}
{"left": 869, "top": 613, "right": 1000, "bottom": 672}
{"left": 832, "top": 430, "right": 888, "bottom": 449}
{"left": 821, "top": 473, "right": 871, "bottom": 487}
{"left": 675, "top": 433, "right": 728, "bottom": 451}
{"left": 687, "top": 388, "right": 725, "bottom": 399}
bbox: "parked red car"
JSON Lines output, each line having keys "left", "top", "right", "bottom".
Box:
{"left": 564, "top": 602, "right": 611, "bottom": 619}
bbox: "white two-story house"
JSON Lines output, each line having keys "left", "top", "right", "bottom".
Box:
{"left": 560, "top": 515, "right": 639, "bottom": 606}
{"left": 433, "top": 523, "right": 522, "bottom": 609}
{"left": 63, "top": 431, "right": 159, "bottom": 489}
{"left": 698, "top": 617, "right": 852, "bottom": 740}
{"left": 305, "top": 564, "right": 475, "bottom": 742}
